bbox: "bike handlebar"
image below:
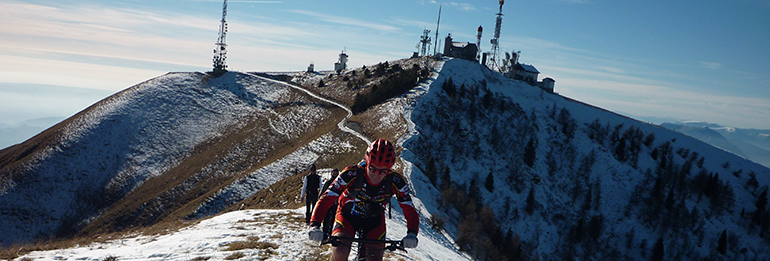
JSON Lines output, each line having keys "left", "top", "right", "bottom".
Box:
{"left": 322, "top": 236, "right": 407, "bottom": 252}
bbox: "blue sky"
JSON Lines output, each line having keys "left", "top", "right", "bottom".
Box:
{"left": 1, "top": 0, "right": 769, "bottom": 129}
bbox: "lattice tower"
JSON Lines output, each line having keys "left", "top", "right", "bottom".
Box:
{"left": 213, "top": 0, "right": 228, "bottom": 75}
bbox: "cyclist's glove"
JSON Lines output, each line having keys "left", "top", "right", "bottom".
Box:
{"left": 403, "top": 233, "right": 418, "bottom": 248}
{"left": 308, "top": 226, "right": 324, "bottom": 244}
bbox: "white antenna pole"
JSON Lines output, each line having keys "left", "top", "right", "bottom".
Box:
{"left": 434, "top": 5, "right": 441, "bottom": 55}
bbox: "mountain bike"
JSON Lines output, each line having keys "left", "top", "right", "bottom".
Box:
{"left": 321, "top": 228, "right": 407, "bottom": 261}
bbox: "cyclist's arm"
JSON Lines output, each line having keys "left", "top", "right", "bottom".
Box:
{"left": 309, "top": 167, "right": 356, "bottom": 226}
{"left": 392, "top": 173, "right": 419, "bottom": 235}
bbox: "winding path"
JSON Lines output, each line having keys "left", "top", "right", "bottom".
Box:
{"left": 248, "top": 72, "right": 372, "bottom": 145}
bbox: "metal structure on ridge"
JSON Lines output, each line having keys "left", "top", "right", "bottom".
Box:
{"left": 419, "top": 29, "right": 432, "bottom": 57}
{"left": 487, "top": 0, "right": 504, "bottom": 70}
{"left": 212, "top": 0, "right": 228, "bottom": 76}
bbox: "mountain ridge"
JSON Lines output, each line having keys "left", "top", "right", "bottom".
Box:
{"left": 0, "top": 71, "right": 352, "bottom": 244}
{"left": 662, "top": 121, "right": 770, "bottom": 168}
{"left": 2, "top": 57, "right": 770, "bottom": 260}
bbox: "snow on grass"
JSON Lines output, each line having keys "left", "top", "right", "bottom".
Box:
{"left": 17, "top": 207, "right": 469, "bottom": 261}
{"left": 399, "top": 57, "right": 770, "bottom": 260}
{"left": 0, "top": 71, "right": 301, "bottom": 245}
{"left": 191, "top": 133, "right": 356, "bottom": 218}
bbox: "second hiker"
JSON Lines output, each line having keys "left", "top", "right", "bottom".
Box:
{"left": 301, "top": 164, "right": 321, "bottom": 224}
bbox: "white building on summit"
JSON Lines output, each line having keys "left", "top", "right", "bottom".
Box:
{"left": 512, "top": 63, "right": 539, "bottom": 84}
{"left": 334, "top": 50, "right": 348, "bottom": 73}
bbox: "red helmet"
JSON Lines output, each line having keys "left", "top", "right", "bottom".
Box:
{"left": 365, "top": 139, "right": 396, "bottom": 169}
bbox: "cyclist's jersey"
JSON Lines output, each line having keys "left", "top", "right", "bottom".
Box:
{"left": 310, "top": 162, "right": 419, "bottom": 235}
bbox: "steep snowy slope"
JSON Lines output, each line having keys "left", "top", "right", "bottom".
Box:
{"left": 400, "top": 58, "right": 770, "bottom": 260}
{"left": 0, "top": 71, "right": 350, "bottom": 245}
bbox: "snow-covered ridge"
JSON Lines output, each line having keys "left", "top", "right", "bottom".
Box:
{"left": 0, "top": 71, "right": 294, "bottom": 245}
{"left": 10, "top": 61, "right": 473, "bottom": 260}
{"left": 400, "top": 58, "right": 770, "bottom": 260}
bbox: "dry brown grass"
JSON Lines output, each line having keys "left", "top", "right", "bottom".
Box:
{"left": 75, "top": 87, "right": 347, "bottom": 240}
{"left": 224, "top": 251, "right": 245, "bottom": 260}
{"left": 0, "top": 58, "right": 426, "bottom": 259}
{"left": 229, "top": 128, "right": 365, "bottom": 211}
{"left": 0, "top": 217, "right": 200, "bottom": 260}
{"left": 292, "top": 56, "right": 436, "bottom": 110}
{"left": 223, "top": 236, "right": 279, "bottom": 251}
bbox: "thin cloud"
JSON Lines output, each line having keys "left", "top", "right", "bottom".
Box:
{"left": 447, "top": 2, "right": 476, "bottom": 11}
{"left": 288, "top": 10, "right": 400, "bottom": 32}
{"left": 389, "top": 17, "right": 436, "bottom": 30}
{"left": 700, "top": 61, "right": 722, "bottom": 69}
{"left": 557, "top": 76, "right": 770, "bottom": 129}
{"left": 598, "top": 66, "right": 625, "bottom": 74}
{"left": 425, "top": 1, "right": 477, "bottom": 11}
{"left": 557, "top": 0, "right": 593, "bottom": 3}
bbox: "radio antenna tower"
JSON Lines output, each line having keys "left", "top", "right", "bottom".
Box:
{"left": 419, "top": 29, "right": 432, "bottom": 57}
{"left": 433, "top": 6, "right": 441, "bottom": 55}
{"left": 212, "top": 0, "right": 228, "bottom": 76}
{"left": 487, "top": 0, "right": 504, "bottom": 70}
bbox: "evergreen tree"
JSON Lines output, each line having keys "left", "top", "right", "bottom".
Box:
{"left": 557, "top": 108, "right": 576, "bottom": 139}
{"left": 644, "top": 132, "right": 656, "bottom": 147}
{"left": 588, "top": 214, "right": 604, "bottom": 241}
{"left": 425, "top": 156, "right": 438, "bottom": 186}
{"left": 587, "top": 118, "right": 602, "bottom": 142}
{"left": 526, "top": 186, "right": 536, "bottom": 214}
{"left": 483, "top": 88, "right": 493, "bottom": 109}
{"left": 524, "top": 137, "right": 537, "bottom": 167}
{"left": 442, "top": 78, "right": 456, "bottom": 97}
{"left": 485, "top": 172, "right": 495, "bottom": 192}
{"left": 614, "top": 136, "right": 627, "bottom": 162}
{"left": 718, "top": 229, "right": 728, "bottom": 255}
{"left": 468, "top": 178, "right": 481, "bottom": 212}
{"left": 573, "top": 218, "right": 584, "bottom": 243}
{"left": 578, "top": 150, "right": 597, "bottom": 177}
{"left": 753, "top": 187, "right": 768, "bottom": 229}
{"left": 651, "top": 237, "right": 664, "bottom": 261}
{"left": 441, "top": 166, "right": 451, "bottom": 188}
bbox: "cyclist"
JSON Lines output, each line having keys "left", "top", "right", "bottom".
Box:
{"left": 307, "top": 139, "right": 419, "bottom": 260}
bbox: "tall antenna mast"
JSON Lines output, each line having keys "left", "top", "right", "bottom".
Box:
{"left": 419, "top": 29, "right": 431, "bottom": 57}
{"left": 433, "top": 5, "right": 441, "bottom": 55}
{"left": 487, "top": 0, "right": 504, "bottom": 70}
{"left": 212, "top": 0, "right": 228, "bottom": 76}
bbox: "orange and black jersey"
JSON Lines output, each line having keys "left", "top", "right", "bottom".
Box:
{"left": 309, "top": 162, "right": 419, "bottom": 235}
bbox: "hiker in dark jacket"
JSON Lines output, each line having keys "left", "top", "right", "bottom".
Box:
{"left": 301, "top": 164, "right": 322, "bottom": 223}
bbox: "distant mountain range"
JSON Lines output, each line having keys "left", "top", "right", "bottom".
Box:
{"left": 661, "top": 121, "right": 770, "bottom": 168}
{"left": 0, "top": 117, "right": 65, "bottom": 149}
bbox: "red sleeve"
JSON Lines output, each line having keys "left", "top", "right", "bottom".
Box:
{"left": 401, "top": 202, "right": 419, "bottom": 235}
{"left": 309, "top": 192, "right": 338, "bottom": 225}
{"left": 392, "top": 172, "right": 419, "bottom": 235}
{"left": 309, "top": 166, "right": 356, "bottom": 225}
